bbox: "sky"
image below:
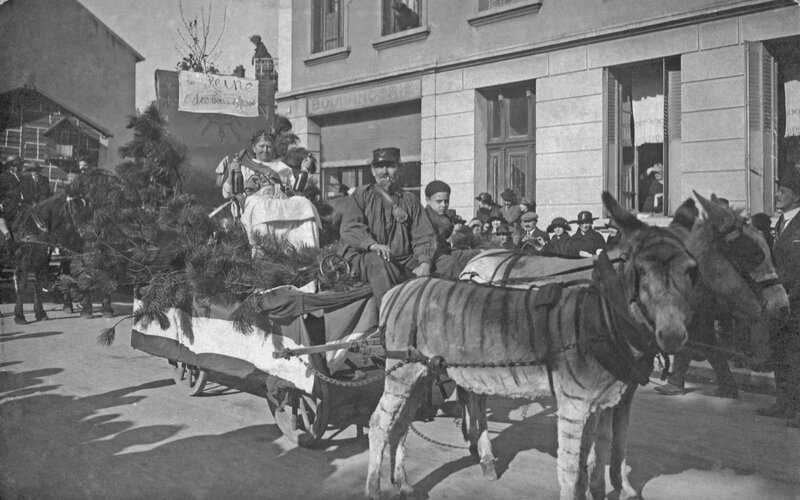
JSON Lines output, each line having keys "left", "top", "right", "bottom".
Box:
{"left": 79, "top": 0, "right": 279, "bottom": 110}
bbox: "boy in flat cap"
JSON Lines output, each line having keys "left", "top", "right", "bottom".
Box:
{"left": 564, "top": 210, "right": 606, "bottom": 258}
{"left": 338, "top": 148, "right": 436, "bottom": 304}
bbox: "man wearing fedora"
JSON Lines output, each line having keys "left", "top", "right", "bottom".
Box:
{"left": 565, "top": 210, "right": 606, "bottom": 258}
{"left": 758, "top": 165, "right": 800, "bottom": 427}
{"left": 338, "top": 147, "right": 436, "bottom": 305}
{"left": 20, "top": 162, "right": 52, "bottom": 206}
{"left": 475, "top": 192, "right": 502, "bottom": 225}
{"left": 0, "top": 155, "right": 24, "bottom": 238}
{"left": 542, "top": 217, "right": 571, "bottom": 257}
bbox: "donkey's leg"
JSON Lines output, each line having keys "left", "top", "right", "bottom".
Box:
{"left": 13, "top": 268, "right": 28, "bottom": 324}
{"left": 33, "top": 266, "right": 49, "bottom": 321}
{"left": 390, "top": 373, "right": 429, "bottom": 495}
{"left": 588, "top": 408, "right": 613, "bottom": 499}
{"left": 366, "top": 362, "right": 426, "bottom": 500}
{"left": 101, "top": 294, "right": 115, "bottom": 318}
{"left": 556, "top": 399, "right": 592, "bottom": 500}
{"left": 59, "top": 260, "right": 73, "bottom": 313}
{"left": 609, "top": 386, "right": 638, "bottom": 499}
{"left": 472, "top": 393, "right": 497, "bottom": 480}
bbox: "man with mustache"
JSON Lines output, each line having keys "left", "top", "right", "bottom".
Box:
{"left": 338, "top": 147, "right": 436, "bottom": 305}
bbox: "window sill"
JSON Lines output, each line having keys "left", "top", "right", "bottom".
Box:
{"left": 304, "top": 46, "right": 351, "bottom": 67}
{"left": 468, "top": 0, "right": 543, "bottom": 27}
{"left": 372, "top": 26, "right": 430, "bottom": 51}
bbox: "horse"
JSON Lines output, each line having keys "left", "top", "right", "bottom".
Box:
{"left": 365, "top": 192, "right": 699, "bottom": 500}
{"left": 456, "top": 191, "right": 789, "bottom": 499}
{"left": 7, "top": 192, "right": 87, "bottom": 324}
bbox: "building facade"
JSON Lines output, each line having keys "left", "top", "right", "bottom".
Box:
{"left": 0, "top": 0, "right": 143, "bottom": 170}
{"left": 276, "top": 0, "right": 800, "bottom": 224}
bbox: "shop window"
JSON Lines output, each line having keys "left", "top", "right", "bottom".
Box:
{"left": 484, "top": 83, "right": 535, "bottom": 202}
{"left": 382, "top": 0, "right": 421, "bottom": 36}
{"left": 478, "top": 0, "right": 527, "bottom": 11}
{"left": 750, "top": 37, "right": 800, "bottom": 215}
{"left": 311, "top": 0, "right": 343, "bottom": 53}
{"left": 322, "top": 161, "right": 421, "bottom": 201}
{"left": 604, "top": 58, "right": 680, "bottom": 215}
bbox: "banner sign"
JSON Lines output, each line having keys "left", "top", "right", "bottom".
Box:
{"left": 178, "top": 71, "right": 259, "bottom": 117}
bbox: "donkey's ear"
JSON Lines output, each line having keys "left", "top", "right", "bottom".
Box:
{"left": 672, "top": 198, "right": 698, "bottom": 231}
{"left": 602, "top": 191, "right": 644, "bottom": 235}
{"left": 694, "top": 191, "right": 731, "bottom": 229}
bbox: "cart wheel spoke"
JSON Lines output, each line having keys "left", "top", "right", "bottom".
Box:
{"left": 298, "top": 396, "right": 312, "bottom": 431}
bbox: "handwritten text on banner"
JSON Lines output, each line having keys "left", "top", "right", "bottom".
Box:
{"left": 178, "top": 71, "right": 259, "bottom": 117}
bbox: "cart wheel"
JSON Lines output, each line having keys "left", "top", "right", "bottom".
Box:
{"left": 185, "top": 366, "right": 208, "bottom": 396}
{"left": 267, "top": 383, "right": 330, "bottom": 447}
{"left": 319, "top": 254, "right": 351, "bottom": 283}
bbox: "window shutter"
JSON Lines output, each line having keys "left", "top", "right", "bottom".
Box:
{"left": 746, "top": 42, "right": 777, "bottom": 214}
{"left": 604, "top": 68, "right": 621, "bottom": 201}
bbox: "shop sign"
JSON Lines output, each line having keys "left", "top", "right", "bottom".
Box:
{"left": 178, "top": 71, "right": 259, "bottom": 117}
{"left": 307, "top": 80, "right": 421, "bottom": 116}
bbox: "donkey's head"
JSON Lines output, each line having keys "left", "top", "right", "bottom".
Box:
{"left": 602, "top": 192, "right": 697, "bottom": 353}
{"left": 677, "top": 192, "right": 789, "bottom": 368}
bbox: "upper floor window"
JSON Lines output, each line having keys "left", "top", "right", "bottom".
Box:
{"left": 312, "top": 0, "right": 343, "bottom": 53}
{"left": 382, "top": 0, "right": 421, "bottom": 36}
{"left": 478, "top": 0, "right": 527, "bottom": 11}
{"left": 487, "top": 85, "right": 535, "bottom": 142}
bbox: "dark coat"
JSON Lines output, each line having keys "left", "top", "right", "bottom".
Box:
{"left": 20, "top": 174, "right": 52, "bottom": 205}
{"left": 0, "top": 171, "right": 22, "bottom": 219}
{"left": 426, "top": 205, "right": 454, "bottom": 255}
{"left": 774, "top": 212, "right": 800, "bottom": 304}
{"left": 338, "top": 184, "right": 436, "bottom": 270}
{"left": 541, "top": 232, "right": 571, "bottom": 257}
{"left": 476, "top": 204, "right": 502, "bottom": 225}
{"left": 564, "top": 228, "right": 606, "bottom": 257}
{"left": 518, "top": 227, "right": 550, "bottom": 254}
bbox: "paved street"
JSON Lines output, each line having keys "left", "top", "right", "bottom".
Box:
{"left": 1, "top": 302, "right": 799, "bottom": 500}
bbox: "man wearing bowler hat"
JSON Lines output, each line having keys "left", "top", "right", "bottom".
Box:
{"left": 758, "top": 165, "right": 800, "bottom": 427}
{"left": 338, "top": 147, "right": 436, "bottom": 305}
{"left": 20, "top": 162, "right": 52, "bottom": 206}
{"left": 565, "top": 210, "right": 606, "bottom": 258}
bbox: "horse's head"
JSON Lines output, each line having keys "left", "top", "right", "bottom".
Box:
{"left": 681, "top": 192, "right": 789, "bottom": 368}
{"left": 603, "top": 192, "right": 697, "bottom": 354}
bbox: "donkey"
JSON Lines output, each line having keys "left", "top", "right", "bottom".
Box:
{"left": 8, "top": 192, "right": 87, "bottom": 324}
{"left": 462, "top": 191, "right": 789, "bottom": 499}
{"left": 365, "top": 192, "right": 699, "bottom": 500}
{"left": 587, "top": 192, "right": 789, "bottom": 499}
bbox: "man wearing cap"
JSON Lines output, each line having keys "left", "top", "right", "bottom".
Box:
{"left": 475, "top": 192, "right": 502, "bottom": 225}
{"left": 338, "top": 148, "right": 436, "bottom": 304}
{"left": 758, "top": 165, "right": 800, "bottom": 427}
{"left": 565, "top": 211, "right": 606, "bottom": 258}
{"left": 542, "top": 217, "right": 571, "bottom": 256}
{"left": 423, "top": 180, "right": 482, "bottom": 277}
{"left": 20, "top": 162, "right": 52, "bottom": 206}
{"left": 518, "top": 211, "right": 549, "bottom": 254}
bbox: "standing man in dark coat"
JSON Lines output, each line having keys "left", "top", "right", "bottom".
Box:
{"left": 20, "top": 162, "right": 52, "bottom": 205}
{"left": 338, "top": 148, "right": 436, "bottom": 304}
{"left": 758, "top": 166, "right": 800, "bottom": 426}
{"left": 564, "top": 210, "right": 606, "bottom": 258}
{"left": 0, "top": 155, "right": 24, "bottom": 242}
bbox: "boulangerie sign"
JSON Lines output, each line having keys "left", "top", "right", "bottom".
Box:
{"left": 178, "top": 70, "right": 259, "bottom": 117}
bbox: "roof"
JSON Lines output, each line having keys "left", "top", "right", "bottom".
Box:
{"left": 76, "top": 0, "right": 145, "bottom": 63}
{"left": 10, "top": 86, "right": 114, "bottom": 137}
{"left": 42, "top": 116, "right": 103, "bottom": 141}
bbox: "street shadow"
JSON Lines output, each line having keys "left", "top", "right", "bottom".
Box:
{"left": 411, "top": 396, "right": 559, "bottom": 498}
{"left": 0, "top": 367, "right": 64, "bottom": 394}
{"left": 0, "top": 330, "right": 64, "bottom": 343}
{"left": 0, "top": 368, "right": 369, "bottom": 499}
